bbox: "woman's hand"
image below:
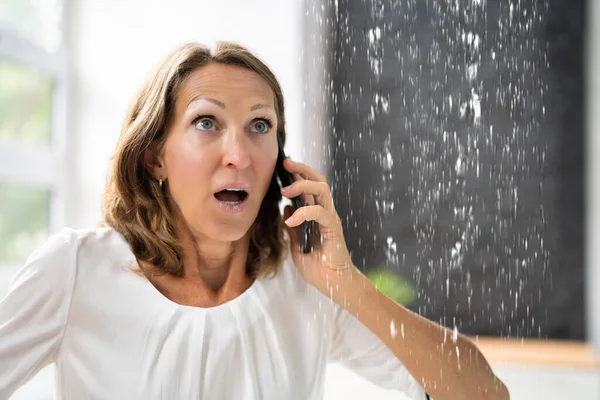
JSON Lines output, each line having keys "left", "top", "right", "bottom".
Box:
{"left": 280, "top": 157, "right": 358, "bottom": 297}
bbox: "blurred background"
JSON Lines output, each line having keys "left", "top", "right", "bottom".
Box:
{"left": 0, "top": 0, "right": 598, "bottom": 398}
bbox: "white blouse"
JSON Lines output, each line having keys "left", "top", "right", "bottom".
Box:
{"left": 0, "top": 227, "right": 426, "bottom": 399}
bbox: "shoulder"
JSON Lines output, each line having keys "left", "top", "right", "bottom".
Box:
{"left": 25, "top": 225, "right": 123, "bottom": 256}
{"left": 268, "top": 250, "right": 314, "bottom": 297}
{"left": 11, "top": 226, "right": 131, "bottom": 287}
{"left": 67, "top": 226, "right": 138, "bottom": 282}
{"left": 7, "top": 227, "right": 82, "bottom": 307}
{"left": 267, "top": 249, "right": 338, "bottom": 317}
{"left": 70, "top": 225, "right": 132, "bottom": 260}
{"left": 12, "top": 227, "right": 79, "bottom": 283}
{"left": 38, "top": 226, "right": 130, "bottom": 260}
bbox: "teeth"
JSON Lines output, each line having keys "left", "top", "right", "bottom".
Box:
{"left": 225, "top": 188, "right": 244, "bottom": 191}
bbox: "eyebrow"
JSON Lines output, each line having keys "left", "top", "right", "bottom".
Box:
{"left": 189, "top": 96, "right": 272, "bottom": 112}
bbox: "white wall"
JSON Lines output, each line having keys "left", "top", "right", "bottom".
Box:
{"left": 65, "top": 0, "right": 307, "bottom": 229}
{"left": 585, "top": 0, "right": 600, "bottom": 357}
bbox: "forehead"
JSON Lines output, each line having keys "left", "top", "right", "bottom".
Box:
{"left": 177, "top": 63, "right": 275, "bottom": 106}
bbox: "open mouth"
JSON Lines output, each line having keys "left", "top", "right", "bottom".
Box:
{"left": 213, "top": 189, "right": 249, "bottom": 204}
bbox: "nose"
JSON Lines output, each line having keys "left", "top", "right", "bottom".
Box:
{"left": 221, "top": 127, "right": 251, "bottom": 169}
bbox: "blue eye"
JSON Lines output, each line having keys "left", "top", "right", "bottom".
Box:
{"left": 252, "top": 118, "right": 273, "bottom": 134}
{"left": 194, "top": 116, "right": 216, "bottom": 131}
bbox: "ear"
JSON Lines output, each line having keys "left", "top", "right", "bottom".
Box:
{"left": 143, "top": 144, "right": 166, "bottom": 180}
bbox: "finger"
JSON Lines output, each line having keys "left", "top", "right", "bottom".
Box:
{"left": 281, "top": 179, "right": 335, "bottom": 214}
{"left": 283, "top": 158, "right": 327, "bottom": 183}
{"left": 292, "top": 172, "right": 315, "bottom": 207}
{"left": 286, "top": 159, "right": 328, "bottom": 208}
{"left": 284, "top": 205, "right": 341, "bottom": 235}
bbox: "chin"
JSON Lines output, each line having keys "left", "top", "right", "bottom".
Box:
{"left": 199, "top": 218, "right": 255, "bottom": 243}
{"left": 214, "top": 229, "right": 248, "bottom": 243}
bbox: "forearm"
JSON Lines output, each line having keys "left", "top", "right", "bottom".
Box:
{"left": 330, "top": 270, "right": 510, "bottom": 400}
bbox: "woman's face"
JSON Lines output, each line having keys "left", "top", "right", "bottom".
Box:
{"left": 157, "top": 63, "right": 279, "bottom": 242}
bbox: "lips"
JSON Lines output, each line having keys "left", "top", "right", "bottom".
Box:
{"left": 214, "top": 189, "right": 248, "bottom": 202}
{"left": 212, "top": 182, "right": 251, "bottom": 195}
{"left": 212, "top": 182, "right": 250, "bottom": 204}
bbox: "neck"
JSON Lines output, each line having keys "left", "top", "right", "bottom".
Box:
{"left": 177, "top": 222, "right": 253, "bottom": 294}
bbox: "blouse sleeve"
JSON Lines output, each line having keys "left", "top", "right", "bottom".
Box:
{"left": 0, "top": 228, "right": 77, "bottom": 399}
{"left": 327, "top": 300, "right": 428, "bottom": 400}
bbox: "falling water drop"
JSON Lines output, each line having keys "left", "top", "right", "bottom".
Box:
{"left": 452, "top": 326, "right": 459, "bottom": 344}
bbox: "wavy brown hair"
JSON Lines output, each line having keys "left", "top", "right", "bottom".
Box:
{"left": 100, "top": 41, "right": 289, "bottom": 279}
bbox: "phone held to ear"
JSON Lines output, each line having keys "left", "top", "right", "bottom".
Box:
{"left": 276, "top": 135, "right": 317, "bottom": 253}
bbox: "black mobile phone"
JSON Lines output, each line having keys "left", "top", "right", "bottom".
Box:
{"left": 276, "top": 135, "right": 316, "bottom": 253}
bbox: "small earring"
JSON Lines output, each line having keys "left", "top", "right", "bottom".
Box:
{"left": 158, "top": 178, "right": 163, "bottom": 188}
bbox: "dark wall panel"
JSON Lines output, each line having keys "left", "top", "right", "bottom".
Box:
{"left": 328, "top": 0, "right": 584, "bottom": 339}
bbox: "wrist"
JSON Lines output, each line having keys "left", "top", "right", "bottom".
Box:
{"left": 325, "top": 266, "right": 368, "bottom": 305}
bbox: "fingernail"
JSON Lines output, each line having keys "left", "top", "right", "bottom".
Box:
{"left": 281, "top": 186, "right": 290, "bottom": 192}
{"left": 284, "top": 215, "right": 295, "bottom": 225}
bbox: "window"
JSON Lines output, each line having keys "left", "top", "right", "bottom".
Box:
{"left": 0, "top": 0, "right": 66, "bottom": 280}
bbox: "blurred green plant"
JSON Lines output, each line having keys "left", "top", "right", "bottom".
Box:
{"left": 0, "top": 182, "right": 50, "bottom": 264}
{"left": 365, "top": 268, "right": 416, "bottom": 306}
{"left": 0, "top": 60, "right": 53, "bottom": 145}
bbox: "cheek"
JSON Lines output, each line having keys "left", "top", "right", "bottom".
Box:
{"left": 259, "top": 152, "right": 278, "bottom": 189}
{"left": 167, "top": 142, "right": 211, "bottom": 195}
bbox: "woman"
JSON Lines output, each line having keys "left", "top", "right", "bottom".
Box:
{"left": 0, "top": 42, "right": 509, "bottom": 400}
